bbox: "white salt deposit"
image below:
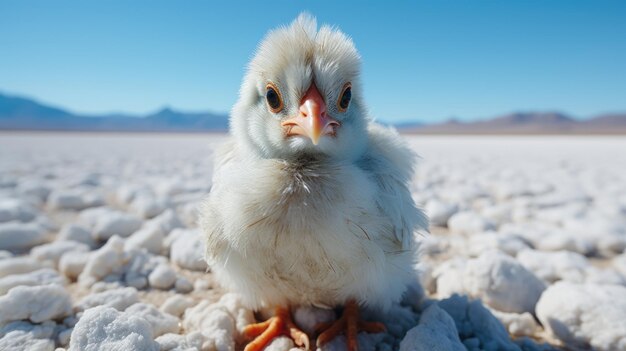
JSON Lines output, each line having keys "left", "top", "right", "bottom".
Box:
{"left": 0, "top": 268, "right": 67, "bottom": 295}
{"left": 0, "top": 221, "right": 48, "bottom": 252}
{"left": 75, "top": 287, "right": 140, "bottom": 312}
{"left": 0, "top": 134, "right": 624, "bottom": 350}
{"left": 92, "top": 210, "right": 143, "bottom": 240}
{"left": 56, "top": 224, "right": 97, "bottom": 249}
{"left": 0, "top": 198, "right": 38, "bottom": 223}
{"left": 124, "top": 225, "right": 165, "bottom": 254}
{"left": 0, "top": 256, "right": 44, "bottom": 278}
{"left": 125, "top": 303, "right": 180, "bottom": 337}
{"left": 447, "top": 211, "right": 496, "bottom": 235}
{"left": 68, "top": 305, "right": 159, "bottom": 351}
{"left": 147, "top": 263, "right": 177, "bottom": 290}
{"left": 78, "top": 235, "right": 129, "bottom": 287}
{"left": 160, "top": 294, "right": 195, "bottom": 317}
{"left": 169, "top": 229, "right": 208, "bottom": 271}
{"left": 0, "top": 321, "right": 56, "bottom": 351}
{"left": 399, "top": 304, "right": 465, "bottom": 351}
{"left": 0, "top": 285, "right": 72, "bottom": 325}
{"left": 31, "top": 241, "right": 90, "bottom": 268}
{"left": 536, "top": 282, "right": 626, "bottom": 351}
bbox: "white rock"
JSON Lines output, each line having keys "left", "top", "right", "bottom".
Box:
{"left": 156, "top": 331, "right": 207, "bottom": 351}
{"left": 116, "top": 184, "right": 152, "bottom": 205}
{"left": 145, "top": 209, "right": 184, "bottom": 236}
{"left": 438, "top": 295, "right": 521, "bottom": 351}
{"left": 0, "top": 285, "right": 72, "bottom": 325}
{"left": 425, "top": 200, "right": 458, "bottom": 227}
{"left": 533, "top": 229, "right": 594, "bottom": 256}
{"left": 75, "top": 287, "right": 139, "bottom": 312}
{"left": 0, "top": 256, "right": 44, "bottom": 278}
{"left": 434, "top": 259, "right": 467, "bottom": 298}
{"left": 59, "top": 251, "right": 91, "bottom": 280}
{"left": 480, "top": 204, "right": 513, "bottom": 227}
{"left": 467, "top": 232, "right": 530, "bottom": 257}
{"left": 490, "top": 310, "right": 540, "bottom": 337}
{"left": 125, "top": 226, "right": 165, "bottom": 255}
{"left": 123, "top": 249, "right": 166, "bottom": 289}
{"left": 183, "top": 300, "right": 235, "bottom": 350}
{"left": 0, "top": 321, "right": 56, "bottom": 351}
{"left": 584, "top": 266, "right": 626, "bottom": 286}
{"left": 447, "top": 211, "right": 495, "bottom": 235}
{"left": 536, "top": 282, "right": 626, "bottom": 351}
{"left": 160, "top": 294, "right": 194, "bottom": 318}
{"left": 130, "top": 194, "right": 169, "bottom": 219}
{"left": 78, "top": 236, "right": 129, "bottom": 287}
{"left": 170, "top": 229, "right": 207, "bottom": 271}
{"left": 76, "top": 207, "right": 111, "bottom": 229}
{"left": 216, "top": 293, "right": 256, "bottom": 334}
{"left": 68, "top": 305, "right": 159, "bottom": 351}
{"left": 563, "top": 216, "right": 626, "bottom": 255}
{"left": 31, "top": 241, "right": 90, "bottom": 268}
{"left": 264, "top": 336, "right": 295, "bottom": 351}
{"left": 534, "top": 202, "right": 587, "bottom": 226}
{"left": 183, "top": 293, "right": 254, "bottom": 348}
{"left": 193, "top": 279, "right": 211, "bottom": 291}
{"left": 92, "top": 211, "right": 143, "bottom": 241}
{"left": 57, "top": 224, "right": 97, "bottom": 249}
{"left": 517, "top": 249, "right": 590, "bottom": 283}
{"left": 399, "top": 304, "right": 465, "bottom": 351}
{"left": 48, "top": 189, "right": 104, "bottom": 211}
{"left": 148, "top": 264, "right": 177, "bottom": 290}
{"left": 0, "top": 221, "right": 47, "bottom": 252}
{"left": 614, "top": 253, "right": 626, "bottom": 277}
{"left": 0, "top": 198, "right": 38, "bottom": 223}
{"left": 463, "top": 252, "right": 545, "bottom": 313}
{"left": 0, "top": 268, "right": 67, "bottom": 295}
{"left": 16, "top": 181, "right": 51, "bottom": 202}
{"left": 174, "top": 276, "right": 193, "bottom": 294}
{"left": 125, "top": 303, "right": 180, "bottom": 337}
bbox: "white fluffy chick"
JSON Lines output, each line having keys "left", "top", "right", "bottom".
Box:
{"left": 200, "top": 13, "right": 428, "bottom": 351}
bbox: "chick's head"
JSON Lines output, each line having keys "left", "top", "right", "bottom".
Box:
{"left": 231, "top": 13, "right": 368, "bottom": 161}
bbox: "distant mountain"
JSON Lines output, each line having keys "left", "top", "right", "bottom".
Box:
{"left": 403, "top": 112, "right": 626, "bottom": 134}
{"left": 1, "top": 92, "right": 625, "bottom": 134}
{"left": 0, "top": 92, "right": 229, "bottom": 132}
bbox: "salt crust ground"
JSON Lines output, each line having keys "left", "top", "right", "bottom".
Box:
{"left": 0, "top": 133, "right": 625, "bottom": 351}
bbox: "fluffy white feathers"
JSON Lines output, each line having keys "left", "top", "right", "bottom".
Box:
{"left": 201, "top": 14, "right": 427, "bottom": 312}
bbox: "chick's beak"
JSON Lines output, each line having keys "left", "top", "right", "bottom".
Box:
{"left": 281, "top": 83, "right": 339, "bottom": 145}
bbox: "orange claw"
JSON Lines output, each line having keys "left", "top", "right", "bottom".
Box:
{"left": 243, "top": 307, "right": 310, "bottom": 351}
{"left": 315, "top": 299, "right": 386, "bottom": 351}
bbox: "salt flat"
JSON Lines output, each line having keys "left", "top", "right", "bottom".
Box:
{"left": 0, "top": 132, "right": 625, "bottom": 351}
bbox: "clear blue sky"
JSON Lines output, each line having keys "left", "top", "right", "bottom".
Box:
{"left": 1, "top": 1, "right": 625, "bottom": 123}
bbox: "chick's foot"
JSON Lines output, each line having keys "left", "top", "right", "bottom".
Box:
{"left": 315, "top": 299, "right": 386, "bottom": 351}
{"left": 243, "top": 306, "right": 310, "bottom": 351}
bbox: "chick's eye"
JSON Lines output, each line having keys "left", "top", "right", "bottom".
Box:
{"left": 265, "top": 83, "right": 283, "bottom": 113}
{"left": 338, "top": 83, "right": 351, "bottom": 112}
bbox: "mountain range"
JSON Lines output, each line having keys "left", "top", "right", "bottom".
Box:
{"left": 1, "top": 92, "right": 625, "bottom": 134}
{"left": 0, "top": 93, "right": 229, "bottom": 132}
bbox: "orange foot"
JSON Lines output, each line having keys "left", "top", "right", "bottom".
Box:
{"left": 243, "top": 307, "right": 310, "bottom": 351}
{"left": 315, "top": 299, "right": 386, "bottom": 351}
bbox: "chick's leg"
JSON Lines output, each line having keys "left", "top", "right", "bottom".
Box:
{"left": 315, "top": 299, "right": 386, "bottom": 351}
{"left": 243, "top": 307, "right": 309, "bottom": 351}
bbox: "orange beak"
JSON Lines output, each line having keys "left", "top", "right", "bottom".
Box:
{"left": 281, "top": 83, "right": 340, "bottom": 145}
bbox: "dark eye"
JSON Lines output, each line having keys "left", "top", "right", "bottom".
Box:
{"left": 265, "top": 83, "right": 283, "bottom": 113}
{"left": 337, "top": 83, "right": 351, "bottom": 112}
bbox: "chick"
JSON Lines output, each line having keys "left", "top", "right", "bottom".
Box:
{"left": 200, "top": 13, "right": 427, "bottom": 351}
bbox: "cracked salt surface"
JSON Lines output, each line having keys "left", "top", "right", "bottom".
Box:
{"left": 0, "top": 133, "right": 625, "bottom": 350}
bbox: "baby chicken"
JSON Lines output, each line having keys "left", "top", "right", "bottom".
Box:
{"left": 200, "top": 13, "right": 427, "bottom": 351}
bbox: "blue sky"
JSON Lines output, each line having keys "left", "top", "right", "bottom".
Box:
{"left": 1, "top": 1, "right": 625, "bottom": 123}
